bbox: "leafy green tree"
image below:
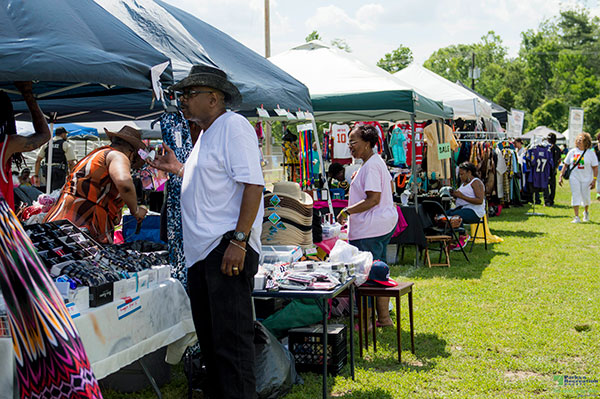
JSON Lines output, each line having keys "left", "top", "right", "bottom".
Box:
{"left": 377, "top": 45, "right": 414, "bottom": 73}
{"left": 531, "top": 98, "right": 568, "bottom": 131}
{"left": 582, "top": 96, "right": 600, "bottom": 138}
{"left": 330, "top": 38, "right": 351, "bottom": 52}
{"left": 494, "top": 88, "right": 515, "bottom": 110}
{"left": 305, "top": 30, "right": 322, "bottom": 42}
{"left": 423, "top": 31, "right": 507, "bottom": 99}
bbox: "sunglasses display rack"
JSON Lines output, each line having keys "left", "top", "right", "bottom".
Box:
{"left": 24, "top": 220, "right": 171, "bottom": 308}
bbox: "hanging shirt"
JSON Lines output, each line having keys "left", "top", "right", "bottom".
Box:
{"left": 181, "top": 111, "right": 265, "bottom": 267}
{"left": 526, "top": 145, "right": 554, "bottom": 189}
{"left": 331, "top": 124, "right": 351, "bottom": 163}
{"left": 358, "top": 121, "right": 385, "bottom": 153}
{"left": 397, "top": 122, "right": 425, "bottom": 166}
{"left": 564, "top": 148, "right": 599, "bottom": 182}
{"left": 423, "top": 122, "right": 458, "bottom": 179}
{"left": 389, "top": 127, "right": 407, "bottom": 166}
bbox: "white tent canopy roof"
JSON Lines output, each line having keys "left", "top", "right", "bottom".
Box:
{"left": 394, "top": 64, "right": 492, "bottom": 120}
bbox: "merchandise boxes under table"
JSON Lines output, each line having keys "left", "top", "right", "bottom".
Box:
{"left": 253, "top": 277, "right": 356, "bottom": 399}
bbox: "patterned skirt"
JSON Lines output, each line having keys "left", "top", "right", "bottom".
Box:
{"left": 0, "top": 197, "right": 102, "bottom": 398}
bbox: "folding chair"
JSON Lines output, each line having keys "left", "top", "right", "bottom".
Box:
{"left": 469, "top": 215, "right": 488, "bottom": 252}
{"left": 420, "top": 200, "right": 470, "bottom": 263}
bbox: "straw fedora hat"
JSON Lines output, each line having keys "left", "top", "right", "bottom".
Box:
{"left": 271, "top": 181, "right": 313, "bottom": 207}
{"left": 104, "top": 126, "right": 146, "bottom": 151}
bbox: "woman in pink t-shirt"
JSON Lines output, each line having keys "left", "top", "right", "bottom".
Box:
{"left": 337, "top": 124, "right": 398, "bottom": 327}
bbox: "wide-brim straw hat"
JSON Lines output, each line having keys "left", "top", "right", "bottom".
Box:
{"left": 104, "top": 126, "right": 146, "bottom": 151}
{"left": 270, "top": 181, "right": 313, "bottom": 207}
{"left": 264, "top": 207, "right": 313, "bottom": 226}
{"left": 169, "top": 64, "right": 242, "bottom": 107}
{"left": 264, "top": 195, "right": 313, "bottom": 217}
{"left": 261, "top": 223, "right": 313, "bottom": 246}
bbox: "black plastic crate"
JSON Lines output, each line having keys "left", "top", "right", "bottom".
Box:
{"left": 288, "top": 324, "right": 347, "bottom": 375}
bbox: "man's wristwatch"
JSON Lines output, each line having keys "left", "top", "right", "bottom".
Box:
{"left": 231, "top": 231, "right": 250, "bottom": 243}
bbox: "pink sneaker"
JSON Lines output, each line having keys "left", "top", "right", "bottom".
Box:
{"left": 452, "top": 235, "right": 470, "bottom": 251}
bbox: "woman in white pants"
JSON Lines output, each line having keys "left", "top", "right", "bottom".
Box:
{"left": 559, "top": 133, "right": 598, "bottom": 223}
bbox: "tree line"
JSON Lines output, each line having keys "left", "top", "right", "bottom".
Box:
{"left": 309, "top": 7, "right": 600, "bottom": 137}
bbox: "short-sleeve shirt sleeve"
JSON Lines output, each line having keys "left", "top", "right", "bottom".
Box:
{"left": 362, "top": 159, "right": 384, "bottom": 193}
{"left": 225, "top": 117, "right": 265, "bottom": 186}
{"left": 63, "top": 141, "right": 76, "bottom": 161}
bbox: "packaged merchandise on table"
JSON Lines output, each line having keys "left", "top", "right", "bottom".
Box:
{"left": 258, "top": 260, "right": 352, "bottom": 292}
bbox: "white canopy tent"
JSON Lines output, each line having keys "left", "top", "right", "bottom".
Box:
{"left": 394, "top": 64, "right": 492, "bottom": 120}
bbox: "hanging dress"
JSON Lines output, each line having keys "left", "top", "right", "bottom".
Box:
{"left": 0, "top": 194, "right": 102, "bottom": 399}
{"left": 160, "top": 111, "right": 193, "bottom": 288}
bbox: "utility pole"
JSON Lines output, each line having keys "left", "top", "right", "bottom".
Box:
{"left": 263, "top": 0, "right": 272, "bottom": 155}
{"left": 471, "top": 52, "right": 475, "bottom": 90}
{"left": 264, "top": 0, "right": 271, "bottom": 58}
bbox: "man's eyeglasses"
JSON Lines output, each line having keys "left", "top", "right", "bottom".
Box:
{"left": 178, "top": 90, "right": 213, "bottom": 100}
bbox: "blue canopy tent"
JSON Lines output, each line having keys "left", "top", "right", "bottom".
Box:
{"left": 55, "top": 124, "right": 99, "bottom": 141}
{"left": 95, "top": 0, "right": 313, "bottom": 116}
{"left": 1, "top": 0, "right": 173, "bottom": 122}
{"left": 1, "top": 0, "right": 173, "bottom": 192}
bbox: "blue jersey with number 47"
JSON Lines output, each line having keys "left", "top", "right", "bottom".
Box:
{"left": 526, "top": 146, "right": 554, "bottom": 189}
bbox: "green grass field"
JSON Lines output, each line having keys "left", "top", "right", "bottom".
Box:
{"left": 104, "top": 185, "right": 600, "bottom": 399}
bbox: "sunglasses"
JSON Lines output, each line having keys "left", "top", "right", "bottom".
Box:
{"left": 178, "top": 90, "right": 214, "bottom": 99}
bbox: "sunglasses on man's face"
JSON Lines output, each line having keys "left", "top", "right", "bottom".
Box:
{"left": 178, "top": 90, "right": 214, "bottom": 100}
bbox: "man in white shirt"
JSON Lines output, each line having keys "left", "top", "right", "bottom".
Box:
{"left": 150, "top": 65, "right": 264, "bottom": 399}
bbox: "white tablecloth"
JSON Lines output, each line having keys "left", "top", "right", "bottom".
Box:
{"left": 0, "top": 277, "right": 196, "bottom": 397}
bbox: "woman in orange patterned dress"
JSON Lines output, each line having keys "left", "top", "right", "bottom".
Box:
{"left": 44, "top": 126, "right": 147, "bottom": 243}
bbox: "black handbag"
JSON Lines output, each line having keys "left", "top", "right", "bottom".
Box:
{"left": 563, "top": 149, "right": 586, "bottom": 180}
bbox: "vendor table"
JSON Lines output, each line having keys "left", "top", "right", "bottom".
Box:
{"left": 0, "top": 278, "right": 196, "bottom": 399}
{"left": 252, "top": 277, "right": 356, "bottom": 399}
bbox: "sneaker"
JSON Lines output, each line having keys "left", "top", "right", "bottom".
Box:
{"left": 583, "top": 211, "right": 590, "bottom": 222}
{"left": 452, "top": 235, "right": 470, "bottom": 251}
{"left": 572, "top": 216, "right": 582, "bottom": 224}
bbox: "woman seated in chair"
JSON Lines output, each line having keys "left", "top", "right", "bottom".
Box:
{"left": 447, "top": 162, "right": 485, "bottom": 246}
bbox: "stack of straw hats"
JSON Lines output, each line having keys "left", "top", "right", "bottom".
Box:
{"left": 262, "top": 181, "right": 313, "bottom": 246}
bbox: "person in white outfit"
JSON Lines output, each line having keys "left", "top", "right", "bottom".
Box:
{"left": 559, "top": 132, "right": 598, "bottom": 223}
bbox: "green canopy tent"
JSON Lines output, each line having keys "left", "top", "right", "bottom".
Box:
{"left": 270, "top": 41, "right": 454, "bottom": 265}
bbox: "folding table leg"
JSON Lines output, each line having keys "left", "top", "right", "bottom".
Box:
{"left": 358, "top": 292, "right": 363, "bottom": 358}
{"left": 371, "top": 296, "right": 376, "bottom": 352}
{"left": 396, "top": 294, "right": 402, "bottom": 363}
{"left": 408, "top": 290, "right": 415, "bottom": 354}
{"left": 139, "top": 358, "right": 162, "bottom": 399}
{"left": 322, "top": 298, "right": 328, "bottom": 399}
{"left": 349, "top": 284, "right": 355, "bottom": 380}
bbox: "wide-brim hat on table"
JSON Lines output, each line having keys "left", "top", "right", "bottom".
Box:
{"left": 270, "top": 181, "right": 313, "bottom": 207}
{"left": 264, "top": 195, "right": 313, "bottom": 217}
{"left": 104, "top": 126, "right": 146, "bottom": 151}
{"left": 261, "top": 223, "right": 313, "bottom": 246}
{"left": 264, "top": 207, "right": 313, "bottom": 226}
{"left": 169, "top": 64, "right": 242, "bottom": 107}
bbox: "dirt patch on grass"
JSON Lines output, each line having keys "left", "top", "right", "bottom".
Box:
{"left": 504, "top": 370, "right": 544, "bottom": 381}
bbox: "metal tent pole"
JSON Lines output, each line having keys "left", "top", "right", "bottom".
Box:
{"left": 410, "top": 114, "right": 420, "bottom": 267}
{"left": 45, "top": 120, "right": 55, "bottom": 194}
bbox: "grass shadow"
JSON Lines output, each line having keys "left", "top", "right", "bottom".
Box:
{"left": 491, "top": 229, "right": 545, "bottom": 238}
{"left": 355, "top": 330, "right": 450, "bottom": 373}
{"left": 391, "top": 244, "right": 506, "bottom": 280}
{"left": 331, "top": 388, "right": 394, "bottom": 398}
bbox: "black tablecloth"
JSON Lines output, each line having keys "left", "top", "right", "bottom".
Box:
{"left": 390, "top": 205, "right": 432, "bottom": 249}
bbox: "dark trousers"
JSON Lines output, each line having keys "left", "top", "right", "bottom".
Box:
{"left": 50, "top": 166, "right": 67, "bottom": 192}
{"left": 544, "top": 170, "right": 557, "bottom": 205}
{"left": 187, "top": 236, "right": 259, "bottom": 399}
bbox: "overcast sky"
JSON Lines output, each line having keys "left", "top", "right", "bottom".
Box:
{"left": 163, "top": 0, "right": 600, "bottom": 67}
